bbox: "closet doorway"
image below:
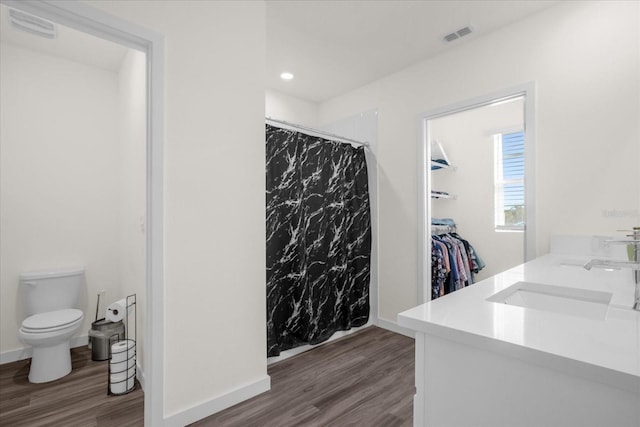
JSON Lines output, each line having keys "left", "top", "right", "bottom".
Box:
{"left": 417, "top": 84, "right": 536, "bottom": 304}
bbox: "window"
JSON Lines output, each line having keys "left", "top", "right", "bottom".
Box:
{"left": 494, "top": 131, "right": 525, "bottom": 231}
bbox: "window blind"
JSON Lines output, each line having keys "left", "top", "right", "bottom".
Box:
{"left": 501, "top": 131, "right": 525, "bottom": 211}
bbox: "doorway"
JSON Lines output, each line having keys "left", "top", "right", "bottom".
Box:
{"left": 417, "top": 83, "right": 536, "bottom": 303}
{"left": 0, "top": 1, "right": 164, "bottom": 425}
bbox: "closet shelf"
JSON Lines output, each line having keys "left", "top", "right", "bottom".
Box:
{"left": 431, "top": 139, "right": 456, "bottom": 200}
{"left": 431, "top": 191, "right": 456, "bottom": 200}
{"left": 431, "top": 140, "right": 451, "bottom": 167}
{"left": 431, "top": 160, "right": 457, "bottom": 171}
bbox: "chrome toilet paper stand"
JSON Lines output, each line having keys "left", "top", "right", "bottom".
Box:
{"left": 107, "top": 293, "right": 136, "bottom": 396}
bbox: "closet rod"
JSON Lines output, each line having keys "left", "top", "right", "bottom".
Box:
{"left": 266, "top": 117, "right": 369, "bottom": 148}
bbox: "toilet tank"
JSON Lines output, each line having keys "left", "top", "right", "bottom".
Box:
{"left": 20, "top": 268, "right": 85, "bottom": 318}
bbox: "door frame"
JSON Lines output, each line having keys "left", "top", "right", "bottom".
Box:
{"left": 417, "top": 82, "right": 536, "bottom": 304}
{"left": 0, "top": 1, "right": 166, "bottom": 424}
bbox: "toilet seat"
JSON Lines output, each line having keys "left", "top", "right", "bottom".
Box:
{"left": 21, "top": 309, "right": 83, "bottom": 333}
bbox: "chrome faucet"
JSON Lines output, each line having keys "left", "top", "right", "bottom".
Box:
{"left": 583, "top": 227, "right": 640, "bottom": 311}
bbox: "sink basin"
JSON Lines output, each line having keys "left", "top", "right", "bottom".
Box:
{"left": 487, "top": 281, "right": 613, "bottom": 320}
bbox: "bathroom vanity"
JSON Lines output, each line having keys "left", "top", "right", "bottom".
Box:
{"left": 398, "top": 236, "right": 640, "bottom": 427}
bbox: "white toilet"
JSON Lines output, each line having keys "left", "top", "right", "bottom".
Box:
{"left": 18, "top": 268, "right": 85, "bottom": 383}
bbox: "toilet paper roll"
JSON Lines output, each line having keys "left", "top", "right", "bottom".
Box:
{"left": 110, "top": 366, "right": 135, "bottom": 380}
{"left": 111, "top": 359, "right": 136, "bottom": 374}
{"left": 106, "top": 299, "right": 128, "bottom": 322}
{"left": 110, "top": 340, "right": 135, "bottom": 364}
{"left": 110, "top": 374, "right": 135, "bottom": 394}
{"left": 110, "top": 339, "right": 136, "bottom": 394}
{"left": 110, "top": 381, "right": 125, "bottom": 394}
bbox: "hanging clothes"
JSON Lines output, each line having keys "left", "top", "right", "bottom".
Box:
{"left": 431, "top": 242, "right": 448, "bottom": 299}
{"left": 431, "top": 223, "right": 484, "bottom": 299}
{"left": 266, "top": 124, "right": 372, "bottom": 357}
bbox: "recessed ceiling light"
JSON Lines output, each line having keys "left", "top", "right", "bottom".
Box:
{"left": 280, "top": 72, "right": 294, "bottom": 80}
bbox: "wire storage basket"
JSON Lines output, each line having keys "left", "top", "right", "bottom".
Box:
{"left": 108, "top": 294, "right": 136, "bottom": 395}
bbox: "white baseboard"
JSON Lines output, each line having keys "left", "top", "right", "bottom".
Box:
{"left": 136, "top": 361, "right": 145, "bottom": 391}
{"left": 376, "top": 318, "right": 416, "bottom": 339}
{"left": 164, "top": 375, "right": 271, "bottom": 427}
{"left": 0, "top": 335, "right": 89, "bottom": 365}
{"left": 0, "top": 346, "right": 31, "bottom": 365}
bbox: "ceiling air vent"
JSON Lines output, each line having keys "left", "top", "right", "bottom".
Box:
{"left": 443, "top": 32, "right": 459, "bottom": 42}
{"left": 8, "top": 8, "right": 57, "bottom": 39}
{"left": 443, "top": 26, "right": 473, "bottom": 43}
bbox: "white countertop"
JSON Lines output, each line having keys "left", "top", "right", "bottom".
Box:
{"left": 398, "top": 252, "right": 640, "bottom": 391}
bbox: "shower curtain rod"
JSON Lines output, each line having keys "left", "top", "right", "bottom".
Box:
{"left": 266, "top": 117, "right": 369, "bottom": 148}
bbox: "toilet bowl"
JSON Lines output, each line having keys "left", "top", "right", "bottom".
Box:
{"left": 19, "top": 309, "right": 84, "bottom": 383}
{"left": 18, "top": 268, "right": 85, "bottom": 383}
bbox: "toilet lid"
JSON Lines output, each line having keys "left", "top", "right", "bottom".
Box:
{"left": 22, "top": 309, "right": 83, "bottom": 332}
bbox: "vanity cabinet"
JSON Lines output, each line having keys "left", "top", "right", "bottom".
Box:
{"left": 399, "top": 241, "right": 640, "bottom": 427}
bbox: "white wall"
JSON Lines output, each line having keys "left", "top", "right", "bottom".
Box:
{"left": 265, "top": 89, "right": 318, "bottom": 126}
{"left": 0, "top": 43, "right": 121, "bottom": 356}
{"left": 317, "top": 0, "right": 640, "bottom": 323}
{"left": 117, "top": 49, "right": 147, "bottom": 373}
{"left": 430, "top": 99, "right": 524, "bottom": 281}
{"left": 84, "top": 0, "right": 267, "bottom": 421}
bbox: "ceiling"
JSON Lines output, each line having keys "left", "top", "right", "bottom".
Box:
{"left": 267, "top": 0, "right": 560, "bottom": 103}
{"left": 2, "top": 1, "right": 559, "bottom": 101}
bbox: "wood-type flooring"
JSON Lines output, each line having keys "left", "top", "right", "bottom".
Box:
{"left": 0, "top": 326, "right": 414, "bottom": 427}
{"left": 192, "top": 326, "right": 415, "bottom": 427}
{"left": 0, "top": 346, "right": 144, "bottom": 427}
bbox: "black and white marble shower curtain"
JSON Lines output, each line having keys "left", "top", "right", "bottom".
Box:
{"left": 266, "top": 124, "right": 371, "bottom": 357}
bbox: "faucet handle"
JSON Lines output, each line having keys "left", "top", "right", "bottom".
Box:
{"left": 614, "top": 228, "right": 640, "bottom": 240}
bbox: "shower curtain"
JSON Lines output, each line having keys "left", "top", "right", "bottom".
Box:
{"left": 266, "top": 124, "right": 371, "bottom": 357}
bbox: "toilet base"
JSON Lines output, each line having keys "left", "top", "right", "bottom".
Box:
{"left": 28, "top": 341, "right": 72, "bottom": 383}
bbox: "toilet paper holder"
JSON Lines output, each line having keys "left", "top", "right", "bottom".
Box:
{"left": 107, "top": 293, "right": 136, "bottom": 396}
